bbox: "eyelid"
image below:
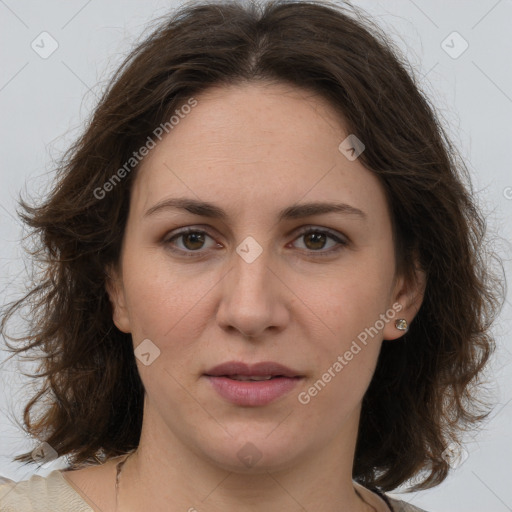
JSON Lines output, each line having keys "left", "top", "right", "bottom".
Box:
{"left": 162, "top": 225, "right": 349, "bottom": 257}
{"left": 290, "top": 226, "right": 348, "bottom": 257}
{"left": 293, "top": 225, "right": 348, "bottom": 243}
{"left": 163, "top": 227, "right": 221, "bottom": 257}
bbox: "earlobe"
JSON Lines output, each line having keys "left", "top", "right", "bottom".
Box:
{"left": 383, "top": 265, "right": 426, "bottom": 341}
{"left": 105, "top": 265, "right": 132, "bottom": 334}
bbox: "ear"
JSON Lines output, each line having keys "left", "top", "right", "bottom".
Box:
{"left": 383, "top": 262, "right": 426, "bottom": 341}
{"left": 105, "top": 264, "right": 132, "bottom": 334}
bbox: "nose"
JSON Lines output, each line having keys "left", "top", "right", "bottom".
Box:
{"left": 215, "top": 238, "right": 290, "bottom": 339}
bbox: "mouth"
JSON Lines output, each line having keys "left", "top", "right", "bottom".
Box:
{"left": 217, "top": 375, "right": 289, "bottom": 381}
{"left": 203, "top": 361, "right": 304, "bottom": 406}
{"left": 204, "top": 360, "right": 303, "bottom": 379}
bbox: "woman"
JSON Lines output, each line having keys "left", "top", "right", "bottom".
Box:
{"left": 0, "top": 1, "right": 503, "bottom": 511}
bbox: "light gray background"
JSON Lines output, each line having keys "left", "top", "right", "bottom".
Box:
{"left": 1, "top": 1, "right": 511, "bottom": 511}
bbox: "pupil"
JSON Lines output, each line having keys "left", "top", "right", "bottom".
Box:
{"left": 181, "top": 232, "right": 327, "bottom": 251}
{"left": 184, "top": 232, "right": 204, "bottom": 250}
{"left": 306, "top": 232, "right": 326, "bottom": 250}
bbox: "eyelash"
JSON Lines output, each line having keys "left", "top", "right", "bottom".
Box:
{"left": 162, "top": 226, "right": 348, "bottom": 258}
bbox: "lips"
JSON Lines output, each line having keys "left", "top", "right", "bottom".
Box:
{"left": 204, "top": 361, "right": 303, "bottom": 379}
{"left": 203, "top": 361, "right": 304, "bottom": 406}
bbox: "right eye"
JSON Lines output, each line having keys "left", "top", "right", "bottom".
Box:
{"left": 163, "top": 228, "right": 221, "bottom": 257}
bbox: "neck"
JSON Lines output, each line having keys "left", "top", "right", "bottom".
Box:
{"left": 115, "top": 406, "right": 378, "bottom": 512}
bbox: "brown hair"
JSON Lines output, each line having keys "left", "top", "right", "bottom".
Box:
{"left": 0, "top": 0, "right": 504, "bottom": 492}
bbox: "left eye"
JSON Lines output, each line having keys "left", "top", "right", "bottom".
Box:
{"left": 163, "top": 227, "right": 347, "bottom": 256}
{"left": 291, "top": 228, "right": 347, "bottom": 253}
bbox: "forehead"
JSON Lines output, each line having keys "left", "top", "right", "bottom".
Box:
{"left": 130, "top": 82, "right": 390, "bottom": 227}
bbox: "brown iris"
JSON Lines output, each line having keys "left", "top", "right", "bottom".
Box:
{"left": 182, "top": 232, "right": 206, "bottom": 250}
{"left": 303, "top": 232, "right": 327, "bottom": 250}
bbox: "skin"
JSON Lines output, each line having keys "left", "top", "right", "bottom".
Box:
{"left": 62, "top": 82, "right": 425, "bottom": 512}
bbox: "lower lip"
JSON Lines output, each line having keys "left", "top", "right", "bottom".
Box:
{"left": 204, "top": 376, "right": 302, "bottom": 406}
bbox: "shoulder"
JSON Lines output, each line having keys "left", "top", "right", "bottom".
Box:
{"left": 384, "top": 493, "right": 430, "bottom": 512}
{"left": 0, "top": 470, "right": 93, "bottom": 512}
{"left": 354, "top": 481, "right": 430, "bottom": 512}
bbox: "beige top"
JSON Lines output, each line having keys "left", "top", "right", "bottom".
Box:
{"left": 0, "top": 471, "right": 428, "bottom": 512}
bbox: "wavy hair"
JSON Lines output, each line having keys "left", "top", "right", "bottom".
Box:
{"left": 0, "top": 0, "right": 504, "bottom": 492}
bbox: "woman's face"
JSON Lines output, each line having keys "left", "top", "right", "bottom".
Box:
{"left": 108, "top": 82, "right": 421, "bottom": 472}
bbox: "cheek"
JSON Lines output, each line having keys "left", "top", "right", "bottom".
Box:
{"left": 120, "top": 241, "right": 211, "bottom": 338}
{"left": 299, "top": 289, "right": 387, "bottom": 416}
{"left": 297, "top": 252, "right": 394, "bottom": 395}
{"left": 123, "top": 263, "right": 214, "bottom": 398}
{"left": 304, "top": 251, "right": 395, "bottom": 340}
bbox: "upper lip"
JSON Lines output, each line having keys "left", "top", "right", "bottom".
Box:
{"left": 204, "top": 361, "right": 303, "bottom": 378}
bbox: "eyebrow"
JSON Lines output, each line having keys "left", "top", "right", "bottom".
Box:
{"left": 144, "top": 197, "right": 367, "bottom": 222}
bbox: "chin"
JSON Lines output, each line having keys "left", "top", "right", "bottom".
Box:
{"left": 198, "top": 434, "right": 304, "bottom": 474}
